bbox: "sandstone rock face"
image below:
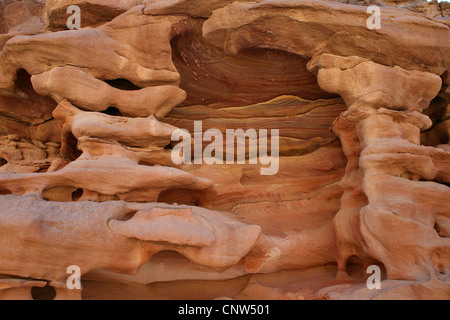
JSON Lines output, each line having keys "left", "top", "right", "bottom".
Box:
{"left": 45, "top": 0, "right": 143, "bottom": 30}
{"left": 0, "top": 0, "right": 448, "bottom": 300}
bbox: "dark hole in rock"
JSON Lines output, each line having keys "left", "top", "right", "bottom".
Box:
{"left": 102, "top": 106, "right": 123, "bottom": 117}
{"left": 61, "top": 131, "right": 82, "bottom": 161}
{"left": 0, "top": 158, "right": 6, "bottom": 166}
{"left": 164, "top": 143, "right": 173, "bottom": 150}
{"left": 157, "top": 189, "right": 198, "bottom": 207}
{"left": 434, "top": 222, "right": 441, "bottom": 234}
{"left": 0, "top": 189, "right": 12, "bottom": 195}
{"left": 345, "top": 255, "right": 366, "bottom": 279}
{"left": 433, "top": 221, "right": 448, "bottom": 238}
{"left": 43, "top": 187, "right": 76, "bottom": 202}
{"left": 119, "top": 210, "right": 139, "bottom": 222}
{"left": 31, "top": 285, "right": 56, "bottom": 300}
{"left": 105, "top": 79, "right": 141, "bottom": 91}
{"left": 72, "top": 188, "right": 84, "bottom": 201}
{"left": 14, "top": 69, "right": 33, "bottom": 98}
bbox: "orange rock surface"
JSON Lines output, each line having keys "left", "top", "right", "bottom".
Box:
{"left": 0, "top": 0, "right": 448, "bottom": 300}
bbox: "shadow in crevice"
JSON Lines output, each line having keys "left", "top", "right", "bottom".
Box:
{"left": 42, "top": 186, "right": 82, "bottom": 202}
{"left": 157, "top": 189, "right": 198, "bottom": 207}
{"left": 101, "top": 106, "right": 123, "bottom": 117}
{"left": 71, "top": 188, "right": 84, "bottom": 201}
{"left": 31, "top": 285, "right": 56, "bottom": 300}
{"left": 104, "top": 79, "right": 141, "bottom": 91}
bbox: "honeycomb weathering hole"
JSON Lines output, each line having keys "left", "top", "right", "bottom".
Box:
{"left": 31, "top": 285, "right": 56, "bottom": 300}
{"left": 72, "top": 188, "right": 84, "bottom": 201}
{"left": 14, "top": 69, "right": 33, "bottom": 97}
{"left": 104, "top": 79, "right": 141, "bottom": 91}
{"left": 157, "top": 189, "right": 198, "bottom": 207}
{"left": 42, "top": 187, "right": 83, "bottom": 202}
{"left": 102, "top": 106, "right": 123, "bottom": 117}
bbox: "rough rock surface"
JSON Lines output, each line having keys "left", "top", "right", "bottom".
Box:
{"left": 0, "top": 0, "right": 448, "bottom": 300}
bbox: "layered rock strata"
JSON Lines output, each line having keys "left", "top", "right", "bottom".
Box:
{"left": 0, "top": 0, "right": 448, "bottom": 300}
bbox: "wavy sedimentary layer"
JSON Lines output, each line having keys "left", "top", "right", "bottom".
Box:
{"left": 0, "top": 0, "right": 448, "bottom": 300}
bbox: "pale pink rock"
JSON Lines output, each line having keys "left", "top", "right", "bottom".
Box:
{"left": 0, "top": 0, "right": 448, "bottom": 300}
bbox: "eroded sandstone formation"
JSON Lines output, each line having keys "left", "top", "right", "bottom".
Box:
{"left": 0, "top": 0, "right": 448, "bottom": 300}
